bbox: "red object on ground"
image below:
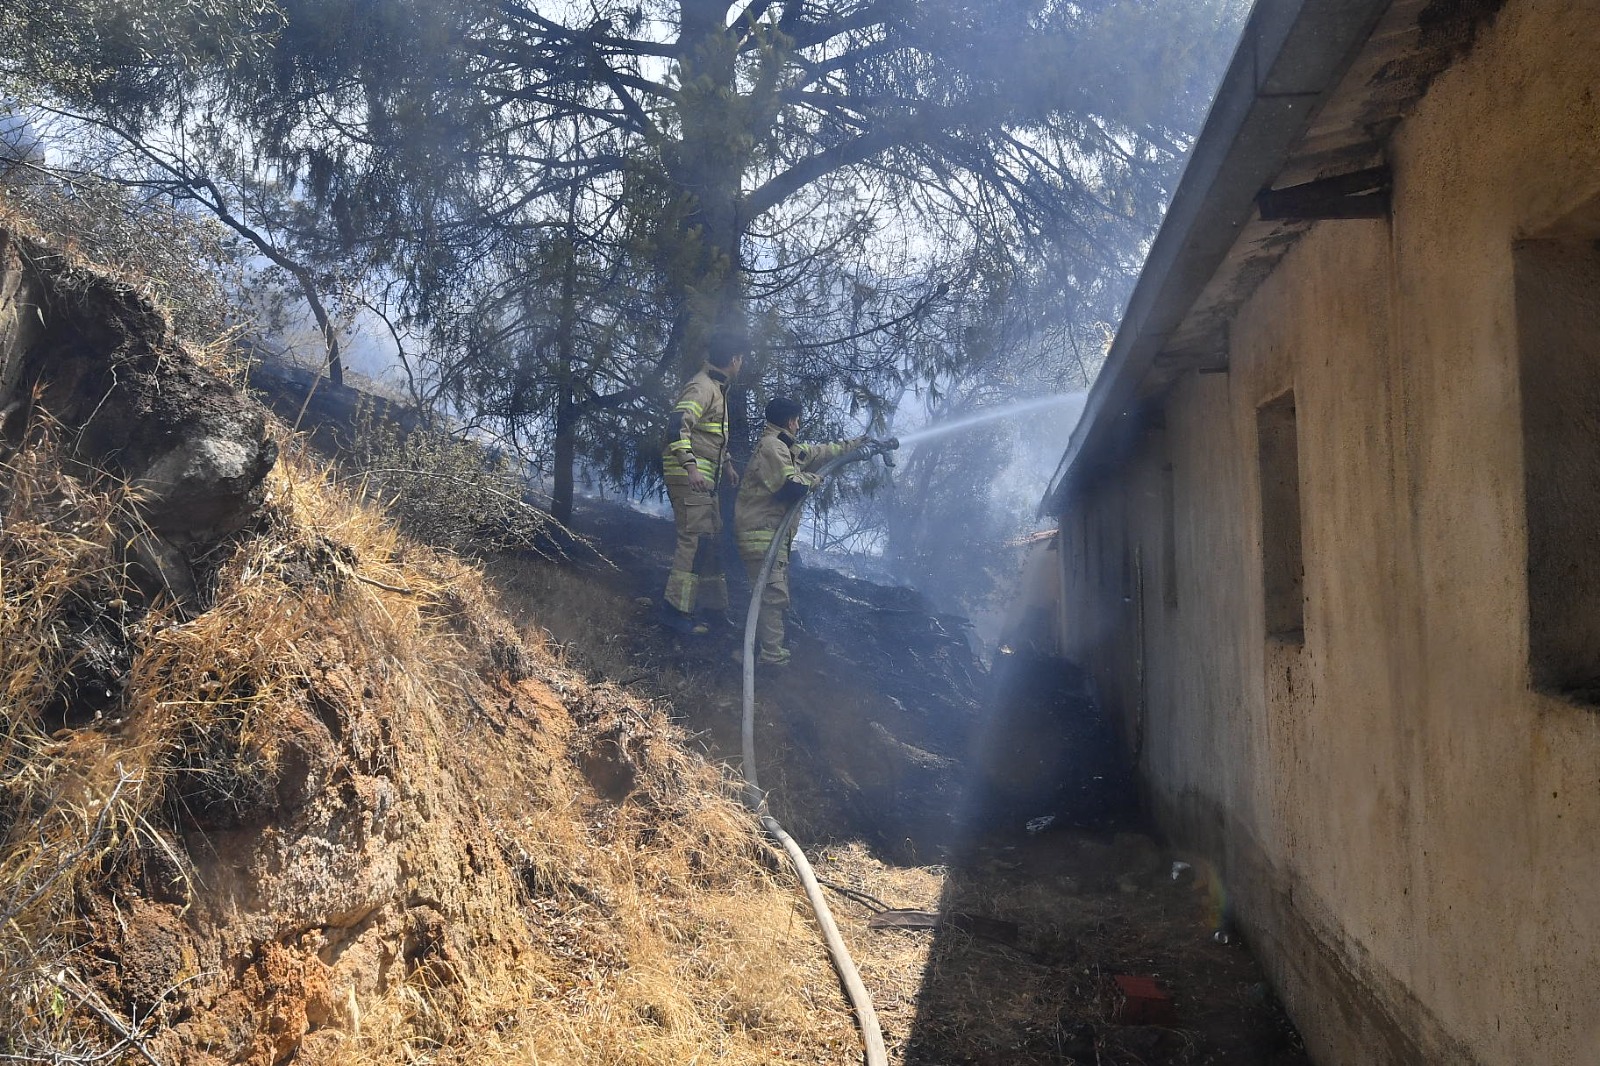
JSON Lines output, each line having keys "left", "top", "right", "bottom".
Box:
{"left": 1111, "top": 974, "right": 1177, "bottom": 1026}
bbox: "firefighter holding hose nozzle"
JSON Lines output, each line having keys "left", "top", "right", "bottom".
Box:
{"left": 735, "top": 396, "right": 897, "bottom": 666}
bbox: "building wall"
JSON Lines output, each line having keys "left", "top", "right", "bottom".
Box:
{"left": 999, "top": 533, "right": 1066, "bottom": 655}
{"left": 1057, "top": 2, "right": 1600, "bottom": 1062}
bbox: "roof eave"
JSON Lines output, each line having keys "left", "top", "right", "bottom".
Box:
{"left": 1041, "top": 0, "right": 1390, "bottom": 516}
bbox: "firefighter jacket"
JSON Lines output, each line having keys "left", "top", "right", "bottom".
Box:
{"left": 662, "top": 364, "right": 733, "bottom": 487}
{"left": 734, "top": 425, "right": 864, "bottom": 559}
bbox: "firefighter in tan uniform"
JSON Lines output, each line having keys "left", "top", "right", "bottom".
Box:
{"left": 661, "top": 348, "right": 742, "bottom": 633}
{"left": 734, "top": 397, "right": 866, "bottom": 665}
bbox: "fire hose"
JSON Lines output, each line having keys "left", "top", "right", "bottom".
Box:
{"left": 738, "top": 437, "right": 898, "bottom": 1066}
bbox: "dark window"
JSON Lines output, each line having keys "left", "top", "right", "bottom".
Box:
{"left": 1258, "top": 391, "right": 1304, "bottom": 643}
{"left": 1516, "top": 237, "right": 1600, "bottom": 704}
{"left": 1162, "top": 463, "right": 1178, "bottom": 610}
{"left": 1080, "top": 508, "right": 1090, "bottom": 578}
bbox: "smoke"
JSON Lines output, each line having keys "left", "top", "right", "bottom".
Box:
{"left": 865, "top": 392, "right": 1086, "bottom": 646}
{"left": 775, "top": 385, "right": 1087, "bottom": 655}
{"left": 985, "top": 391, "right": 1088, "bottom": 517}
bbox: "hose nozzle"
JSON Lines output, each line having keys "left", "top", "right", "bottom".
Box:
{"left": 846, "top": 437, "right": 900, "bottom": 467}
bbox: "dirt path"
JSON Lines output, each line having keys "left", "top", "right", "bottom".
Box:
{"left": 816, "top": 830, "right": 1308, "bottom": 1064}
{"left": 490, "top": 500, "right": 1311, "bottom": 1065}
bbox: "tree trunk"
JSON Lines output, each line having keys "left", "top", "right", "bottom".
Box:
{"left": 301, "top": 271, "right": 344, "bottom": 387}
{"left": 667, "top": 0, "right": 756, "bottom": 500}
{"left": 669, "top": 0, "right": 749, "bottom": 377}
{"left": 552, "top": 390, "right": 576, "bottom": 525}
{"left": 551, "top": 175, "right": 582, "bottom": 527}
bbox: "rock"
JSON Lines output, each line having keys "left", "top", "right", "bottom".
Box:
{"left": 138, "top": 829, "right": 193, "bottom": 907}
{"left": 124, "top": 527, "right": 200, "bottom": 604}
{"left": 1110, "top": 974, "right": 1176, "bottom": 1026}
{"left": 293, "top": 1030, "right": 346, "bottom": 1066}
{"left": 239, "top": 941, "right": 336, "bottom": 1065}
{"left": 0, "top": 227, "right": 277, "bottom": 603}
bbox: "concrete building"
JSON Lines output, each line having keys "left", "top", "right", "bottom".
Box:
{"left": 1041, "top": 1, "right": 1600, "bottom": 1062}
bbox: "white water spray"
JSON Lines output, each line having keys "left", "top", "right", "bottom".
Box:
{"left": 894, "top": 392, "right": 1086, "bottom": 448}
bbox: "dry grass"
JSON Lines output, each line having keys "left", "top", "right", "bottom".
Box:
{"left": 0, "top": 415, "right": 158, "bottom": 1052}
{"left": 444, "top": 531, "right": 1274, "bottom": 1065}
{"left": 0, "top": 413, "right": 862, "bottom": 1063}
{"left": 1, "top": 165, "right": 237, "bottom": 343}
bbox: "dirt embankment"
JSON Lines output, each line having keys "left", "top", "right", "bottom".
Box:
{"left": 0, "top": 221, "right": 859, "bottom": 1064}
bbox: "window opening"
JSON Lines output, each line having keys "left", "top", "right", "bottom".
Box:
{"left": 1162, "top": 463, "right": 1178, "bottom": 610}
{"left": 1258, "top": 391, "right": 1305, "bottom": 643}
{"left": 1516, "top": 237, "right": 1600, "bottom": 704}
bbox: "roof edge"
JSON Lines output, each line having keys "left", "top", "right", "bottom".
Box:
{"left": 1042, "top": 0, "right": 1390, "bottom": 516}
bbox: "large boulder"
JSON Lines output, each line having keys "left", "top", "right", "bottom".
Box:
{"left": 0, "top": 226, "right": 277, "bottom": 596}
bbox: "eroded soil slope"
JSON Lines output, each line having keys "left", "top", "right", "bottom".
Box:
{"left": 0, "top": 222, "right": 859, "bottom": 1065}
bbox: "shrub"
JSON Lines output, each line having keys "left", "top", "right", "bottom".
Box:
{"left": 343, "top": 403, "right": 565, "bottom": 559}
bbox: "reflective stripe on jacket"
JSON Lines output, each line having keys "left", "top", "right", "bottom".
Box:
{"left": 734, "top": 425, "right": 861, "bottom": 556}
{"left": 662, "top": 364, "right": 731, "bottom": 483}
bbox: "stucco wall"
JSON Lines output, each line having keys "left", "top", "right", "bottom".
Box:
{"left": 1056, "top": 2, "right": 1600, "bottom": 1062}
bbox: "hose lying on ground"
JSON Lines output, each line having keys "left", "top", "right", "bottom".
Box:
{"left": 739, "top": 440, "right": 894, "bottom": 1066}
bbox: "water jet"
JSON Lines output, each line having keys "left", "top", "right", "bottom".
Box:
{"left": 895, "top": 392, "right": 1086, "bottom": 448}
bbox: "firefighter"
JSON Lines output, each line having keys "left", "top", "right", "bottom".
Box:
{"left": 734, "top": 397, "right": 866, "bottom": 665}
{"left": 660, "top": 346, "right": 742, "bottom": 634}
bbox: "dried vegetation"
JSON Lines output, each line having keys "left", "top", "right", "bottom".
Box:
{"left": 0, "top": 413, "right": 856, "bottom": 1062}
{"left": 338, "top": 407, "right": 568, "bottom": 561}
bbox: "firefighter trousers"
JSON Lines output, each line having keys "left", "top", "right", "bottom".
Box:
{"left": 740, "top": 545, "right": 790, "bottom": 663}
{"left": 664, "top": 480, "right": 728, "bottom": 614}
